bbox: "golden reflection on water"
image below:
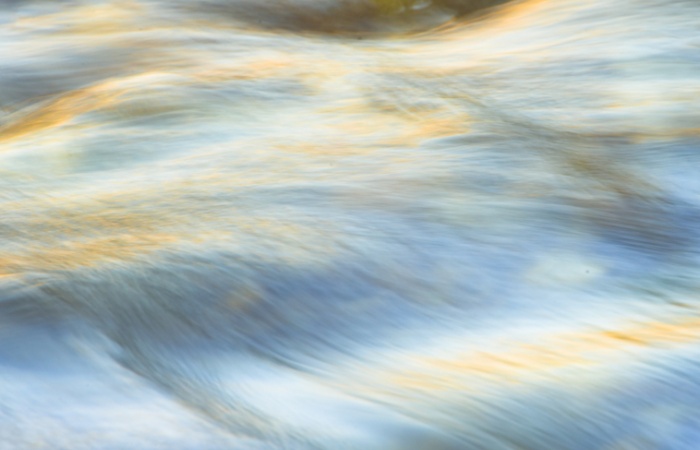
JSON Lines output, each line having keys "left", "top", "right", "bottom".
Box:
{"left": 382, "top": 315, "right": 700, "bottom": 392}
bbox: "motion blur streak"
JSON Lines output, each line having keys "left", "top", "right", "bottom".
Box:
{"left": 0, "top": 0, "right": 699, "bottom": 448}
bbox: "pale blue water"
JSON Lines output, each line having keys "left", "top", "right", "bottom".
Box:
{"left": 0, "top": 0, "right": 699, "bottom": 448}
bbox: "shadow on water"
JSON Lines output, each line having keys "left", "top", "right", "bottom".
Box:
{"left": 176, "top": 0, "right": 513, "bottom": 35}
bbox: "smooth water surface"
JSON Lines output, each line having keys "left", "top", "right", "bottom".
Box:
{"left": 1, "top": 0, "right": 699, "bottom": 448}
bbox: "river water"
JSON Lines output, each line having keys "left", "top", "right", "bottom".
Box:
{"left": 1, "top": 0, "right": 699, "bottom": 448}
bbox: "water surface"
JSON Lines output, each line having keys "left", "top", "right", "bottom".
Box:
{"left": 1, "top": 0, "right": 700, "bottom": 448}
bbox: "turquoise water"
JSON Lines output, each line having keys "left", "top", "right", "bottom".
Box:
{"left": 1, "top": 0, "right": 699, "bottom": 448}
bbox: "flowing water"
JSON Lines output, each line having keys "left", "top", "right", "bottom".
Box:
{"left": 1, "top": 0, "right": 699, "bottom": 448}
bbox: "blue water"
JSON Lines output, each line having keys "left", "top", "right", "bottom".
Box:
{"left": 1, "top": 0, "right": 699, "bottom": 448}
